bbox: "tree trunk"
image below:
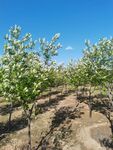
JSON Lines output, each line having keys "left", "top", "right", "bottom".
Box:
{"left": 25, "top": 103, "right": 35, "bottom": 150}
{"left": 76, "top": 86, "right": 79, "bottom": 98}
{"left": 110, "top": 120, "right": 113, "bottom": 137}
{"left": 49, "top": 87, "right": 52, "bottom": 101}
{"left": 41, "top": 140, "right": 47, "bottom": 150}
{"left": 28, "top": 115, "right": 31, "bottom": 150}
{"left": 66, "top": 84, "right": 68, "bottom": 94}
{"left": 61, "top": 85, "right": 64, "bottom": 95}
{"left": 89, "top": 104, "right": 92, "bottom": 118}
{"left": 57, "top": 86, "right": 59, "bottom": 92}
{"left": 8, "top": 103, "right": 13, "bottom": 130}
{"left": 88, "top": 86, "right": 92, "bottom": 118}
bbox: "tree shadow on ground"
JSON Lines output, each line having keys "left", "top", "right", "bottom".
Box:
{"left": 0, "top": 90, "right": 75, "bottom": 149}
{"left": 99, "top": 137, "right": 113, "bottom": 150}
{"left": 0, "top": 115, "right": 27, "bottom": 141}
{"left": 35, "top": 91, "right": 74, "bottom": 115}
{"left": 76, "top": 94, "right": 94, "bottom": 103}
{"left": 0, "top": 90, "right": 63, "bottom": 117}
{"left": 76, "top": 93, "right": 109, "bottom": 116}
{"left": 34, "top": 105, "right": 83, "bottom": 150}
{"left": 95, "top": 93, "right": 107, "bottom": 99}
{"left": 51, "top": 106, "right": 82, "bottom": 128}
{"left": 76, "top": 93, "right": 107, "bottom": 103}
{"left": 0, "top": 103, "right": 21, "bottom": 116}
{"left": 37, "top": 90, "right": 61, "bottom": 100}
{"left": 91, "top": 98, "right": 112, "bottom": 113}
{"left": 0, "top": 104, "right": 11, "bottom": 115}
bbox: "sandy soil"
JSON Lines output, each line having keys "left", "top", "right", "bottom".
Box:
{"left": 0, "top": 91, "right": 112, "bottom": 150}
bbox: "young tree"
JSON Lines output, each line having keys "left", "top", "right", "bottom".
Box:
{"left": 55, "top": 64, "right": 66, "bottom": 93}
{"left": 1, "top": 25, "right": 24, "bottom": 126}
{"left": 39, "top": 33, "right": 61, "bottom": 66}
{"left": 39, "top": 34, "right": 62, "bottom": 99}
{"left": 66, "top": 60, "right": 87, "bottom": 95}
{"left": 1, "top": 25, "right": 61, "bottom": 149}
{"left": 85, "top": 38, "right": 113, "bottom": 135}
{"left": 82, "top": 38, "right": 113, "bottom": 118}
{"left": 1, "top": 25, "right": 44, "bottom": 149}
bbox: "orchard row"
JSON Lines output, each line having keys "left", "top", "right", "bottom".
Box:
{"left": 0, "top": 25, "right": 113, "bottom": 149}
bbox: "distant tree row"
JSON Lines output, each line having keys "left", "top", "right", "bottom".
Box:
{"left": 67, "top": 38, "right": 113, "bottom": 136}
{"left": 0, "top": 25, "right": 64, "bottom": 149}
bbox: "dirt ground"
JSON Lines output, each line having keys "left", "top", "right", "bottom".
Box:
{"left": 0, "top": 91, "right": 112, "bottom": 150}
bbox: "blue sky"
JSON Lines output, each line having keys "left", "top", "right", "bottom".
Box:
{"left": 0, "top": 0, "right": 113, "bottom": 64}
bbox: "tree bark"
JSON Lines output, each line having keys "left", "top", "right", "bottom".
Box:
{"left": 88, "top": 86, "right": 92, "bottom": 118}
{"left": 49, "top": 87, "right": 52, "bottom": 101}
{"left": 8, "top": 103, "right": 13, "bottom": 130}
{"left": 25, "top": 103, "right": 35, "bottom": 150}
{"left": 41, "top": 140, "right": 47, "bottom": 150}
{"left": 76, "top": 86, "right": 79, "bottom": 98}
{"left": 66, "top": 84, "right": 68, "bottom": 94}
{"left": 28, "top": 115, "right": 31, "bottom": 150}
{"left": 61, "top": 85, "right": 64, "bottom": 95}
{"left": 89, "top": 104, "right": 92, "bottom": 118}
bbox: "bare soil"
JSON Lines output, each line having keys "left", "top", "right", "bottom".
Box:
{"left": 0, "top": 91, "right": 112, "bottom": 150}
